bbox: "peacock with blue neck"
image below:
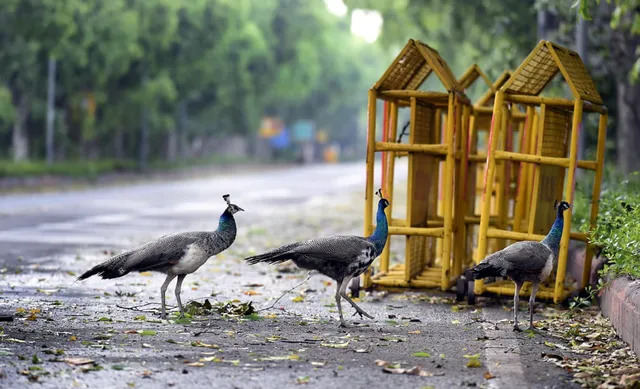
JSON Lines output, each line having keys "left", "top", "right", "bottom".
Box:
{"left": 367, "top": 191, "right": 390, "bottom": 255}
{"left": 540, "top": 200, "right": 571, "bottom": 255}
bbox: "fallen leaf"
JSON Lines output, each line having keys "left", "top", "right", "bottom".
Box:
{"left": 243, "top": 290, "right": 261, "bottom": 296}
{"left": 243, "top": 283, "right": 264, "bottom": 288}
{"left": 320, "top": 341, "right": 349, "bottom": 349}
{"left": 296, "top": 376, "right": 310, "bottom": 384}
{"left": 139, "top": 272, "right": 152, "bottom": 277}
{"left": 408, "top": 330, "right": 422, "bottom": 335}
{"left": 291, "top": 296, "right": 305, "bottom": 303}
{"left": 63, "top": 358, "right": 95, "bottom": 366}
{"left": 310, "top": 361, "right": 326, "bottom": 367}
{"left": 464, "top": 353, "right": 482, "bottom": 368}
{"left": 258, "top": 354, "right": 300, "bottom": 361}
{"left": 484, "top": 371, "right": 495, "bottom": 379}
{"left": 139, "top": 330, "right": 157, "bottom": 336}
{"left": 412, "top": 352, "right": 431, "bottom": 358}
{"left": 186, "top": 362, "right": 204, "bottom": 367}
{"left": 190, "top": 341, "right": 219, "bottom": 349}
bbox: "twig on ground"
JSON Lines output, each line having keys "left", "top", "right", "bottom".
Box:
{"left": 256, "top": 272, "right": 312, "bottom": 312}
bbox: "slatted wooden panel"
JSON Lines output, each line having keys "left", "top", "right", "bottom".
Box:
{"left": 405, "top": 101, "right": 436, "bottom": 280}
{"left": 533, "top": 108, "right": 571, "bottom": 235}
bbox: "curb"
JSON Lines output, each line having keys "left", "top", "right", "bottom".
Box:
{"left": 599, "top": 276, "right": 640, "bottom": 357}
{"left": 567, "top": 243, "right": 640, "bottom": 357}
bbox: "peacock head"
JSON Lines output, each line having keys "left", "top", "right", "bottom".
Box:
{"left": 223, "top": 194, "right": 244, "bottom": 214}
{"left": 376, "top": 188, "right": 390, "bottom": 210}
{"left": 554, "top": 200, "right": 571, "bottom": 216}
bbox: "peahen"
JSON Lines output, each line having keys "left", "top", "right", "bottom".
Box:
{"left": 78, "top": 194, "right": 244, "bottom": 319}
{"left": 470, "top": 200, "right": 571, "bottom": 331}
{"left": 244, "top": 189, "right": 389, "bottom": 327}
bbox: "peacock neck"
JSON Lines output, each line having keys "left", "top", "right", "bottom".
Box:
{"left": 541, "top": 211, "right": 564, "bottom": 255}
{"left": 218, "top": 210, "right": 237, "bottom": 233}
{"left": 368, "top": 203, "right": 388, "bottom": 254}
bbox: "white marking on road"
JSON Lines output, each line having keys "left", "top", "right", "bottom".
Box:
{"left": 482, "top": 310, "right": 526, "bottom": 388}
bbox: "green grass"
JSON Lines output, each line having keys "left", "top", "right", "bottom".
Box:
{"left": 0, "top": 155, "right": 253, "bottom": 179}
{"left": 0, "top": 159, "right": 138, "bottom": 179}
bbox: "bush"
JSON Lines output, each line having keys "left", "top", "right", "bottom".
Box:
{"left": 580, "top": 171, "right": 640, "bottom": 280}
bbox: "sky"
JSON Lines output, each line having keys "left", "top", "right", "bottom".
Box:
{"left": 324, "top": 0, "right": 383, "bottom": 43}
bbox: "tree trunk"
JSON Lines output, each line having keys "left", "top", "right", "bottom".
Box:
{"left": 11, "top": 94, "right": 29, "bottom": 162}
{"left": 114, "top": 129, "right": 124, "bottom": 159}
{"left": 166, "top": 128, "right": 177, "bottom": 162}
{"left": 616, "top": 80, "right": 640, "bottom": 175}
{"left": 45, "top": 57, "right": 57, "bottom": 166}
{"left": 139, "top": 67, "right": 149, "bottom": 171}
{"left": 177, "top": 99, "right": 188, "bottom": 159}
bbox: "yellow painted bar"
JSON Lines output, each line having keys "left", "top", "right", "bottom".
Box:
{"left": 505, "top": 94, "right": 607, "bottom": 114}
{"left": 494, "top": 150, "right": 597, "bottom": 170}
{"left": 495, "top": 105, "right": 510, "bottom": 250}
{"left": 441, "top": 94, "right": 456, "bottom": 290}
{"left": 527, "top": 104, "right": 546, "bottom": 235}
{"left": 380, "top": 102, "right": 399, "bottom": 274}
{"left": 554, "top": 99, "right": 583, "bottom": 303}
{"left": 495, "top": 150, "right": 570, "bottom": 167}
{"left": 582, "top": 112, "right": 608, "bottom": 288}
{"left": 388, "top": 226, "right": 445, "bottom": 237}
{"left": 475, "top": 90, "right": 505, "bottom": 294}
{"left": 512, "top": 106, "right": 534, "bottom": 232}
{"left": 362, "top": 89, "right": 377, "bottom": 288}
{"left": 375, "top": 142, "right": 448, "bottom": 155}
{"left": 404, "top": 97, "right": 418, "bottom": 283}
{"left": 379, "top": 90, "right": 450, "bottom": 101}
{"left": 454, "top": 103, "right": 471, "bottom": 276}
{"left": 524, "top": 112, "right": 540, "bottom": 224}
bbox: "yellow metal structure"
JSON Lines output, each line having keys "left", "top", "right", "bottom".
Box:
{"left": 362, "top": 39, "right": 472, "bottom": 291}
{"left": 475, "top": 40, "right": 608, "bottom": 303}
{"left": 462, "top": 68, "right": 527, "bottom": 265}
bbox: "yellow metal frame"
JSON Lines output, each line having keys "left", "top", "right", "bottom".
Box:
{"left": 460, "top": 67, "right": 528, "bottom": 267}
{"left": 363, "top": 39, "right": 472, "bottom": 291}
{"left": 474, "top": 40, "right": 607, "bottom": 303}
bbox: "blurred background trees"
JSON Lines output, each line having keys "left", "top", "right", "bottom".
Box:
{"left": 0, "top": 0, "right": 638, "bottom": 177}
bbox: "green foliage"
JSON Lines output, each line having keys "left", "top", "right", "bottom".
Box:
{"left": 0, "top": 0, "right": 387, "bottom": 167}
{"left": 577, "top": 171, "right": 640, "bottom": 280}
{"left": 576, "top": 0, "right": 640, "bottom": 83}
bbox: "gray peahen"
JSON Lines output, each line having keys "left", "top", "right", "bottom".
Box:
{"left": 244, "top": 189, "right": 389, "bottom": 327}
{"left": 78, "top": 194, "right": 243, "bottom": 319}
{"left": 470, "top": 200, "right": 571, "bottom": 331}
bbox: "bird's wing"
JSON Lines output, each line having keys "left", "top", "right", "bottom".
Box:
{"left": 489, "top": 241, "right": 553, "bottom": 273}
{"left": 123, "top": 231, "right": 208, "bottom": 272}
{"left": 289, "top": 235, "right": 375, "bottom": 263}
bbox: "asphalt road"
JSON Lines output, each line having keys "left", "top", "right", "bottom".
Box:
{"left": 0, "top": 162, "right": 579, "bottom": 389}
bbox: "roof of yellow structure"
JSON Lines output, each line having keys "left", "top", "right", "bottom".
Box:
{"left": 476, "top": 70, "right": 513, "bottom": 107}
{"left": 373, "top": 39, "right": 463, "bottom": 93}
{"left": 458, "top": 64, "right": 493, "bottom": 91}
{"left": 501, "top": 40, "right": 603, "bottom": 105}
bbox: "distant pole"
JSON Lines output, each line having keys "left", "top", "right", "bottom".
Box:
{"left": 46, "top": 56, "right": 56, "bottom": 166}
{"left": 576, "top": 16, "right": 587, "bottom": 163}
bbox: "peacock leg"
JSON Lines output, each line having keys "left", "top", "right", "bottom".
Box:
{"left": 174, "top": 274, "right": 186, "bottom": 318}
{"left": 513, "top": 281, "right": 523, "bottom": 331}
{"left": 340, "top": 277, "right": 374, "bottom": 320}
{"left": 160, "top": 273, "right": 177, "bottom": 319}
{"left": 334, "top": 279, "right": 347, "bottom": 327}
{"left": 528, "top": 282, "right": 539, "bottom": 331}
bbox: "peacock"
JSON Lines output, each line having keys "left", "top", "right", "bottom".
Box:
{"left": 244, "top": 189, "right": 389, "bottom": 327}
{"left": 78, "top": 194, "right": 243, "bottom": 319}
{"left": 470, "top": 200, "right": 571, "bottom": 331}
